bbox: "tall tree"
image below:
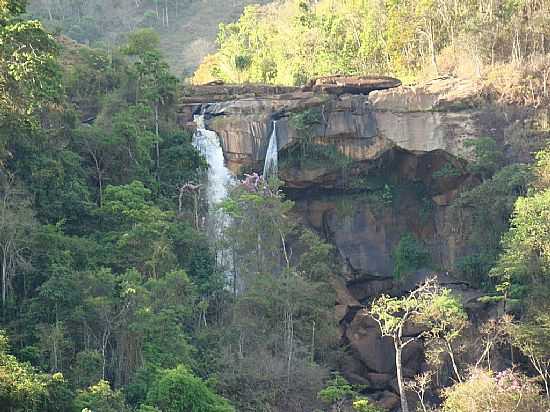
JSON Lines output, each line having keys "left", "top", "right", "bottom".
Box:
{"left": 368, "top": 278, "right": 465, "bottom": 412}
{"left": 0, "top": 172, "right": 34, "bottom": 310}
{"left": 0, "top": 0, "right": 61, "bottom": 117}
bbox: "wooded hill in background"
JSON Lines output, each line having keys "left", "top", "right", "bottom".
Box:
{"left": 194, "top": 0, "right": 550, "bottom": 86}
{"left": 27, "top": 0, "right": 271, "bottom": 76}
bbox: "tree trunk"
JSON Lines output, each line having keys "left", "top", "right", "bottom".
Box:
{"left": 310, "top": 320, "right": 315, "bottom": 363}
{"left": 395, "top": 340, "right": 410, "bottom": 412}
{"left": 101, "top": 327, "right": 110, "bottom": 379}
{"left": 2, "top": 251, "right": 6, "bottom": 308}
{"left": 154, "top": 102, "right": 160, "bottom": 184}
{"left": 446, "top": 341, "right": 462, "bottom": 382}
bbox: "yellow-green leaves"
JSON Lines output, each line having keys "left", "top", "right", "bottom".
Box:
{"left": 0, "top": 2, "right": 61, "bottom": 118}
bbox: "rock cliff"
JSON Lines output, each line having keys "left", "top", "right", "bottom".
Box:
{"left": 178, "top": 77, "right": 490, "bottom": 276}
{"left": 179, "top": 76, "right": 518, "bottom": 409}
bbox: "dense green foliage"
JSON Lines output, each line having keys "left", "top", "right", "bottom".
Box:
{"left": 144, "top": 365, "right": 234, "bottom": 412}
{"left": 1, "top": 7, "right": 340, "bottom": 411}
{"left": 0, "top": 3, "right": 232, "bottom": 410}
{"left": 451, "top": 137, "right": 531, "bottom": 288}
{"left": 27, "top": 0, "right": 272, "bottom": 75}
{"left": 317, "top": 373, "right": 384, "bottom": 412}
{"left": 195, "top": 0, "right": 550, "bottom": 84}
{"left": 392, "top": 234, "right": 431, "bottom": 280}
{"left": 490, "top": 146, "right": 550, "bottom": 300}
{"left": 218, "top": 181, "right": 336, "bottom": 411}
{"left": 2, "top": 1, "right": 550, "bottom": 411}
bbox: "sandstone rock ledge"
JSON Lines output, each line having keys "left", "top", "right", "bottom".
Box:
{"left": 178, "top": 77, "right": 484, "bottom": 174}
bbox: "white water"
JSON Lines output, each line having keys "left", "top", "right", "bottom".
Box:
{"left": 263, "top": 120, "right": 278, "bottom": 181}
{"left": 193, "top": 115, "right": 233, "bottom": 205}
{"left": 192, "top": 115, "right": 235, "bottom": 287}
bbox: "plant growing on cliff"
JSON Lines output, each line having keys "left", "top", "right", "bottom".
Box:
{"left": 367, "top": 278, "right": 465, "bottom": 412}
{"left": 465, "top": 137, "right": 506, "bottom": 180}
{"left": 318, "top": 374, "right": 383, "bottom": 412}
{"left": 287, "top": 108, "right": 323, "bottom": 159}
{"left": 392, "top": 234, "right": 431, "bottom": 281}
{"left": 432, "top": 163, "right": 461, "bottom": 179}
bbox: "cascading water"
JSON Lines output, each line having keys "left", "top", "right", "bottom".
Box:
{"left": 193, "top": 115, "right": 233, "bottom": 205}
{"left": 263, "top": 120, "right": 278, "bottom": 181}
{"left": 192, "top": 115, "right": 235, "bottom": 287}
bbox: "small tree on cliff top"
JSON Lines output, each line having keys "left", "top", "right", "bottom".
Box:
{"left": 367, "top": 277, "right": 465, "bottom": 412}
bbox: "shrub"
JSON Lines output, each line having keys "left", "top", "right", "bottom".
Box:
{"left": 432, "top": 163, "right": 462, "bottom": 179}
{"left": 455, "top": 253, "right": 495, "bottom": 289}
{"left": 73, "top": 380, "right": 129, "bottom": 412}
{"left": 352, "top": 398, "right": 385, "bottom": 412}
{"left": 144, "top": 365, "right": 234, "bottom": 412}
{"left": 392, "top": 234, "right": 431, "bottom": 280}
{"left": 288, "top": 108, "right": 322, "bottom": 132}
{"left": 442, "top": 368, "right": 549, "bottom": 412}
{"left": 318, "top": 373, "right": 356, "bottom": 412}
{"left": 464, "top": 137, "right": 505, "bottom": 180}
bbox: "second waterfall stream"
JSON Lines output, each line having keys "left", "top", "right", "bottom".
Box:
{"left": 263, "top": 120, "right": 278, "bottom": 182}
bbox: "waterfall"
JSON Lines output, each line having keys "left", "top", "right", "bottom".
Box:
{"left": 263, "top": 120, "right": 278, "bottom": 181}
{"left": 192, "top": 115, "right": 233, "bottom": 205}
{"left": 192, "top": 115, "right": 235, "bottom": 286}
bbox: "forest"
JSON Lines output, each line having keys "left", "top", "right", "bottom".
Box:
{"left": 194, "top": 0, "right": 550, "bottom": 85}
{"left": 25, "top": 0, "right": 272, "bottom": 76}
{"left": 1, "top": 0, "right": 550, "bottom": 411}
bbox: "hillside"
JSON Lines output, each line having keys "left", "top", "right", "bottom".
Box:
{"left": 27, "top": 0, "right": 271, "bottom": 76}
{"left": 193, "top": 0, "right": 550, "bottom": 85}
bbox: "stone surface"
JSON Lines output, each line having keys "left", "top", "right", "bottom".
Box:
{"left": 365, "top": 372, "right": 394, "bottom": 389}
{"left": 179, "top": 77, "right": 487, "bottom": 175}
{"left": 308, "top": 75, "right": 402, "bottom": 95}
{"left": 346, "top": 278, "right": 394, "bottom": 302}
{"left": 368, "top": 77, "right": 483, "bottom": 112}
{"left": 345, "top": 310, "right": 396, "bottom": 374}
{"left": 373, "top": 391, "right": 401, "bottom": 411}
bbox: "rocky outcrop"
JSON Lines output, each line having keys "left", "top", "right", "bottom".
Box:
{"left": 177, "top": 78, "right": 495, "bottom": 282}
{"left": 307, "top": 75, "right": 402, "bottom": 95}
{"left": 179, "top": 77, "right": 486, "bottom": 175}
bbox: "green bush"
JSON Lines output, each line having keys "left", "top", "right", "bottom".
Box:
{"left": 73, "top": 380, "right": 129, "bottom": 412}
{"left": 433, "top": 163, "right": 462, "bottom": 179}
{"left": 281, "top": 143, "right": 353, "bottom": 171}
{"left": 465, "top": 137, "right": 505, "bottom": 180}
{"left": 318, "top": 373, "right": 356, "bottom": 411}
{"left": 144, "top": 365, "right": 234, "bottom": 412}
{"left": 288, "top": 108, "right": 322, "bottom": 132}
{"left": 455, "top": 253, "right": 495, "bottom": 289}
{"left": 392, "top": 234, "right": 431, "bottom": 280}
{"left": 353, "top": 398, "right": 385, "bottom": 412}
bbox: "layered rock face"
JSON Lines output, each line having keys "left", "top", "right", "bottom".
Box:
{"left": 179, "top": 77, "right": 487, "bottom": 276}
{"left": 179, "top": 77, "right": 508, "bottom": 408}
{"left": 179, "top": 77, "right": 483, "bottom": 175}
